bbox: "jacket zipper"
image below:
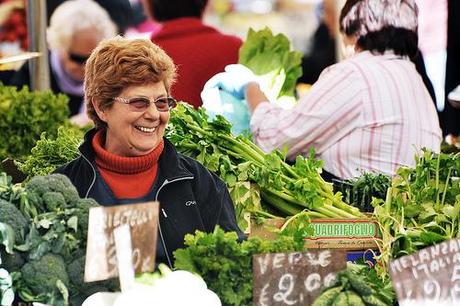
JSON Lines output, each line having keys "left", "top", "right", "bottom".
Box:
{"left": 155, "top": 176, "right": 193, "bottom": 268}
{"left": 82, "top": 154, "right": 193, "bottom": 269}
{"left": 81, "top": 154, "right": 97, "bottom": 198}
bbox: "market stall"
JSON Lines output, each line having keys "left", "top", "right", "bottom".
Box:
{"left": 0, "top": 0, "right": 459, "bottom": 305}
{"left": 1, "top": 88, "right": 458, "bottom": 305}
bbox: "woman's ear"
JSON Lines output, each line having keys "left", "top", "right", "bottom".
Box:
{"left": 92, "top": 99, "right": 108, "bottom": 122}
{"left": 339, "top": 33, "right": 359, "bottom": 59}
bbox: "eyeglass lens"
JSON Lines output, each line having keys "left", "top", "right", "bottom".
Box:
{"left": 127, "top": 97, "right": 175, "bottom": 112}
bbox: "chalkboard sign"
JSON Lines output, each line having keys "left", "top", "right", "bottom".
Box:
{"left": 253, "top": 249, "right": 347, "bottom": 306}
{"left": 390, "top": 237, "right": 460, "bottom": 306}
{"left": 84, "top": 201, "right": 159, "bottom": 282}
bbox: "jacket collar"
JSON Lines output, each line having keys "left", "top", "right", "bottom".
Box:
{"left": 79, "top": 128, "right": 193, "bottom": 181}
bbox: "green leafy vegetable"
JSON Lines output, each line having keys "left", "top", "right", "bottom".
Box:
{"left": 239, "top": 27, "right": 302, "bottom": 106}
{"left": 0, "top": 172, "right": 113, "bottom": 305}
{"left": 0, "top": 85, "right": 69, "bottom": 160}
{"left": 167, "top": 103, "right": 364, "bottom": 224}
{"left": 17, "top": 125, "right": 84, "bottom": 179}
{"left": 373, "top": 150, "right": 460, "bottom": 279}
{"left": 334, "top": 173, "right": 391, "bottom": 212}
{"left": 312, "top": 263, "right": 395, "bottom": 306}
{"left": 174, "top": 227, "right": 304, "bottom": 306}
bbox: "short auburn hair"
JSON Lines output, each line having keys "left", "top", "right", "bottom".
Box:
{"left": 84, "top": 36, "right": 176, "bottom": 128}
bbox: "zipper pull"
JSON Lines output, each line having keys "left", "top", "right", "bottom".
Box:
{"left": 161, "top": 208, "right": 168, "bottom": 218}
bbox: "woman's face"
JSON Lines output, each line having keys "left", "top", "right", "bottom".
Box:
{"left": 95, "top": 82, "right": 171, "bottom": 157}
{"left": 61, "top": 28, "right": 100, "bottom": 81}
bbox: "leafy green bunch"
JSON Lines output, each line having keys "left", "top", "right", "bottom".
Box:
{"left": 373, "top": 150, "right": 460, "bottom": 278}
{"left": 336, "top": 173, "right": 391, "bottom": 212}
{"left": 239, "top": 27, "right": 302, "bottom": 105}
{"left": 17, "top": 125, "right": 84, "bottom": 179}
{"left": 174, "top": 227, "right": 304, "bottom": 306}
{"left": 167, "top": 103, "right": 364, "bottom": 220}
{"left": 312, "top": 263, "right": 395, "bottom": 306}
{"left": 0, "top": 85, "right": 69, "bottom": 160}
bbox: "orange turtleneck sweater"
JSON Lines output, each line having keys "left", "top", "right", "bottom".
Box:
{"left": 92, "top": 130, "right": 164, "bottom": 199}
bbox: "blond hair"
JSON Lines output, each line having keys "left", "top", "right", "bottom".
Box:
{"left": 85, "top": 36, "right": 177, "bottom": 128}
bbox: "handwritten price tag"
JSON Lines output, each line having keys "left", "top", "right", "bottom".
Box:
{"left": 84, "top": 201, "right": 159, "bottom": 282}
{"left": 390, "top": 238, "right": 460, "bottom": 306}
{"left": 253, "top": 250, "right": 347, "bottom": 306}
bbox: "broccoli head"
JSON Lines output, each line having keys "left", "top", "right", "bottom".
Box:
{"left": 0, "top": 199, "right": 28, "bottom": 244}
{"left": 25, "top": 174, "right": 80, "bottom": 213}
{"left": 76, "top": 198, "right": 99, "bottom": 211}
{"left": 20, "top": 253, "right": 69, "bottom": 296}
{"left": 42, "top": 191, "right": 66, "bottom": 211}
{"left": 75, "top": 198, "right": 99, "bottom": 242}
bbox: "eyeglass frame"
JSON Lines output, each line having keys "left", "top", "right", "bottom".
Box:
{"left": 113, "top": 96, "right": 177, "bottom": 112}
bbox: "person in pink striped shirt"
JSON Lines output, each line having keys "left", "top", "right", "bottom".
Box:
{"left": 204, "top": 0, "right": 442, "bottom": 180}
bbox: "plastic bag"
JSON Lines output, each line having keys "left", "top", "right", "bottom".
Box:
{"left": 201, "top": 87, "right": 251, "bottom": 135}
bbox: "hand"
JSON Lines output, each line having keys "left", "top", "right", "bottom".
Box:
{"left": 203, "top": 64, "right": 257, "bottom": 100}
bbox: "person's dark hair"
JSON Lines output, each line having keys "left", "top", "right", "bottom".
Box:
{"left": 147, "top": 0, "right": 208, "bottom": 22}
{"left": 339, "top": 0, "right": 418, "bottom": 58}
{"left": 47, "top": 0, "right": 133, "bottom": 34}
{"left": 355, "top": 27, "right": 418, "bottom": 59}
{"left": 95, "top": 0, "right": 133, "bottom": 34}
{"left": 339, "top": 0, "right": 361, "bottom": 36}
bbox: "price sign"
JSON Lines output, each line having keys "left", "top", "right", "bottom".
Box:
{"left": 84, "top": 201, "right": 159, "bottom": 282}
{"left": 390, "top": 238, "right": 460, "bottom": 306}
{"left": 253, "top": 249, "right": 347, "bottom": 306}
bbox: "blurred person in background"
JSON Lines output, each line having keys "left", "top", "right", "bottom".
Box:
{"left": 9, "top": 0, "right": 116, "bottom": 120}
{"left": 144, "top": 0, "right": 242, "bottom": 108}
{"left": 46, "top": 0, "right": 133, "bottom": 35}
{"left": 444, "top": 0, "right": 460, "bottom": 139}
{"left": 124, "top": 0, "right": 162, "bottom": 39}
{"left": 416, "top": 0, "right": 447, "bottom": 113}
{"left": 205, "top": 0, "right": 442, "bottom": 181}
{"left": 56, "top": 37, "right": 244, "bottom": 266}
{"left": 299, "top": 0, "right": 436, "bottom": 105}
{"left": 298, "top": 0, "right": 337, "bottom": 85}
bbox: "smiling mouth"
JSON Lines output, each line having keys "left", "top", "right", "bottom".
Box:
{"left": 135, "top": 125, "right": 156, "bottom": 133}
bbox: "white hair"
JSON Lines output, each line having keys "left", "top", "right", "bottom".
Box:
{"left": 341, "top": 0, "right": 418, "bottom": 38}
{"left": 47, "top": 0, "right": 117, "bottom": 52}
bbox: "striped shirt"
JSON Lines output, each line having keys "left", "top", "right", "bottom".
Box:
{"left": 250, "top": 51, "right": 442, "bottom": 179}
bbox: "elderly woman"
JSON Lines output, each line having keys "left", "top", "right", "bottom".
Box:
{"left": 205, "top": 0, "right": 442, "bottom": 180}
{"left": 56, "top": 37, "right": 244, "bottom": 267}
{"left": 10, "top": 0, "right": 116, "bottom": 117}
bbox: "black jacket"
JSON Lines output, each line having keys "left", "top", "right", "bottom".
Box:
{"left": 56, "top": 129, "right": 244, "bottom": 267}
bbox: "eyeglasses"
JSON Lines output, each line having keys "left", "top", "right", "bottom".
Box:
{"left": 113, "top": 96, "right": 177, "bottom": 112}
{"left": 68, "top": 52, "right": 89, "bottom": 64}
